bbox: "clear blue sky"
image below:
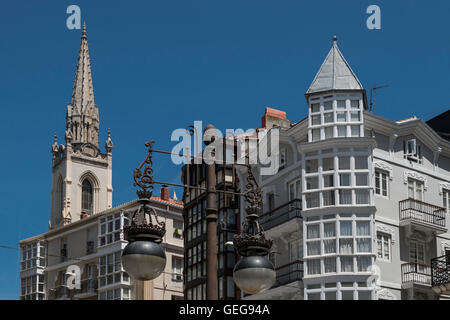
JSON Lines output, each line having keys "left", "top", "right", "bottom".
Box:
{"left": 0, "top": 0, "right": 449, "bottom": 299}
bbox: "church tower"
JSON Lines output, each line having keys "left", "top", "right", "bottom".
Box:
{"left": 50, "top": 24, "right": 113, "bottom": 229}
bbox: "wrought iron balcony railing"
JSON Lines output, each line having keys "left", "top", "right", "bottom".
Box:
{"left": 399, "top": 199, "right": 446, "bottom": 228}
{"left": 259, "top": 199, "right": 302, "bottom": 231}
{"left": 431, "top": 254, "right": 450, "bottom": 291}
{"left": 401, "top": 262, "right": 431, "bottom": 286}
{"left": 273, "top": 259, "right": 304, "bottom": 288}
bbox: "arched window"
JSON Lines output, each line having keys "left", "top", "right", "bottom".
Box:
{"left": 82, "top": 179, "right": 93, "bottom": 215}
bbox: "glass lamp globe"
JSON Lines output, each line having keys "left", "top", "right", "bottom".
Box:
{"left": 233, "top": 255, "right": 276, "bottom": 294}
{"left": 122, "top": 240, "right": 166, "bottom": 281}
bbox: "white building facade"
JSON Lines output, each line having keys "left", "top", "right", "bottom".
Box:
{"left": 242, "top": 37, "right": 450, "bottom": 300}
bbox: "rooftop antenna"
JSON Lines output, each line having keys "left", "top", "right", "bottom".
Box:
{"left": 369, "top": 84, "right": 389, "bottom": 112}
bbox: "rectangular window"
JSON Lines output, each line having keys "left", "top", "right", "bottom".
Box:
{"left": 337, "top": 126, "right": 347, "bottom": 137}
{"left": 356, "top": 239, "right": 371, "bottom": 253}
{"left": 322, "top": 157, "right": 334, "bottom": 171}
{"left": 324, "top": 257, "right": 336, "bottom": 273}
{"left": 444, "top": 189, "right": 450, "bottom": 212}
{"left": 323, "top": 174, "right": 334, "bottom": 188}
{"left": 341, "top": 257, "right": 354, "bottom": 272}
{"left": 340, "top": 221, "right": 353, "bottom": 236}
{"left": 355, "top": 173, "right": 368, "bottom": 186}
{"left": 375, "top": 170, "right": 388, "bottom": 197}
{"left": 311, "top": 103, "right": 320, "bottom": 113}
{"left": 324, "top": 126, "right": 334, "bottom": 139}
{"left": 409, "top": 240, "right": 425, "bottom": 263}
{"left": 354, "top": 156, "right": 368, "bottom": 169}
{"left": 306, "top": 192, "right": 320, "bottom": 208}
{"left": 339, "top": 190, "right": 352, "bottom": 204}
{"left": 324, "top": 239, "right": 336, "bottom": 254}
{"left": 339, "top": 157, "right": 350, "bottom": 170}
{"left": 312, "top": 129, "right": 321, "bottom": 142}
{"left": 355, "top": 190, "right": 370, "bottom": 205}
{"left": 311, "top": 115, "right": 321, "bottom": 126}
{"left": 340, "top": 239, "right": 353, "bottom": 254}
{"left": 305, "top": 159, "right": 318, "bottom": 173}
{"left": 350, "top": 111, "right": 360, "bottom": 122}
{"left": 324, "top": 112, "right": 334, "bottom": 123}
{"left": 307, "top": 259, "right": 321, "bottom": 275}
{"left": 306, "top": 177, "right": 319, "bottom": 190}
{"left": 408, "top": 179, "right": 424, "bottom": 201}
{"left": 339, "top": 173, "right": 351, "bottom": 186}
{"left": 350, "top": 100, "right": 360, "bottom": 109}
{"left": 172, "top": 256, "right": 183, "bottom": 282}
{"left": 307, "top": 225, "right": 320, "bottom": 239}
{"left": 357, "top": 256, "right": 372, "bottom": 272}
{"left": 337, "top": 100, "right": 346, "bottom": 109}
{"left": 351, "top": 126, "right": 360, "bottom": 137}
{"left": 307, "top": 241, "right": 321, "bottom": 256}
{"left": 377, "top": 233, "right": 391, "bottom": 261}
{"left": 323, "top": 190, "right": 335, "bottom": 206}
{"left": 324, "top": 101, "right": 333, "bottom": 111}
{"left": 337, "top": 111, "right": 347, "bottom": 122}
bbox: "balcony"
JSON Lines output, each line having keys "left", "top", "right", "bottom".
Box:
{"left": 401, "top": 262, "right": 431, "bottom": 287}
{"left": 273, "top": 259, "right": 304, "bottom": 288}
{"left": 399, "top": 199, "right": 447, "bottom": 234}
{"left": 431, "top": 254, "right": 450, "bottom": 295}
{"left": 259, "top": 199, "right": 302, "bottom": 232}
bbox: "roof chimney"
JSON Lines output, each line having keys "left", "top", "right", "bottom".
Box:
{"left": 261, "top": 107, "right": 290, "bottom": 129}
{"left": 161, "top": 185, "right": 170, "bottom": 201}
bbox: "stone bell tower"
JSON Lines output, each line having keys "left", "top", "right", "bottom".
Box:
{"left": 49, "top": 24, "right": 113, "bottom": 230}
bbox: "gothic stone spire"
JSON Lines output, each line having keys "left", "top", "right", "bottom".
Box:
{"left": 66, "top": 23, "right": 99, "bottom": 148}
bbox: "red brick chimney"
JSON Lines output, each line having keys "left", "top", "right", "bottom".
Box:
{"left": 161, "top": 185, "right": 170, "bottom": 201}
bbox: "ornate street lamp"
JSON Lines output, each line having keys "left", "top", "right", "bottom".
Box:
{"left": 232, "top": 164, "right": 276, "bottom": 295}
{"left": 122, "top": 141, "right": 167, "bottom": 281}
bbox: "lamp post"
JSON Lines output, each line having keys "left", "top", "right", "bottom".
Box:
{"left": 232, "top": 163, "right": 276, "bottom": 295}
{"left": 121, "top": 127, "right": 275, "bottom": 297}
{"left": 204, "top": 124, "right": 218, "bottom": 300}
{"left": 122, "top": 141, "right": 167, "bottom": 281}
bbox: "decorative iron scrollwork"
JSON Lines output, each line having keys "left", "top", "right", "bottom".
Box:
{"left": 134, "top": 140, "right": 155, "bottom": 199}
{"left": 233, "top": 164, "right": 272, "bottom": 256}
{"left": 124, "top": 141, "right": 166, "bottom": 242}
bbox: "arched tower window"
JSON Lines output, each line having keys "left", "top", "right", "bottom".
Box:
{"left": 82, "top": 179, "right": 93, "bottom": 215}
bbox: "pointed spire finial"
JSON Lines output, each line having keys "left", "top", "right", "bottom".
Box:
{"left": 82, "top": 22, "right": 87, "bottom": 39}
{"left": 333, "top": 35, "right": 337, "bottom": 44}
{"left": 53, "top": 132, "right": 58, "bottom": 143}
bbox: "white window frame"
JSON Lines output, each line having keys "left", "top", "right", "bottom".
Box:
{"left": 407, "top": 178, "right": 424, "bottom": 201}
{"left": 376, "top": 233, "right": 391, "bottom": 262}
{"left": 374, "top": 170, "right": 389, "bottom": 198}
{"left": 443, "top": 189, "right": 450, "bottom": 213}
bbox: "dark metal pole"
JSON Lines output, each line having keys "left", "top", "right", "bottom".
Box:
{"left": 204, "top": 124, "right": 218, "bottom": 300}
{"left": 206, "top": 161, "right": 218, "bottom": 300}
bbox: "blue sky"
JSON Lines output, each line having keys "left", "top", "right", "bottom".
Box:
{"left": 0, "top": 0, "right": 449, "bottom": 299}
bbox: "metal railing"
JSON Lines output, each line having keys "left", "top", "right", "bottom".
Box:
{"left": 259, "top": 199, "right": 302, "bottom": 231}
{"left": 399, "top": 199, "right": 446, "bottom": 228}
{"left": 401, "top": 262, "right": 432, "bottom": 285}
{"left": 431, "top": 254, "right": 450, "bottom": 288}
{"left": 273, "top": 259, "right": 304, "bottom": 288}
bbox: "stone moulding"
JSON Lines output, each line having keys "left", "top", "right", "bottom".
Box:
{"left": 403, "top": 171, "right": 428, "bottom": 190}
{"left": 373, "top": 161, "right": 393, "bottom": 180}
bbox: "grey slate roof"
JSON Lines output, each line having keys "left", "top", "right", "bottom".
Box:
{"left": 307, "top": 36, "right": 363, "bottom": 94}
